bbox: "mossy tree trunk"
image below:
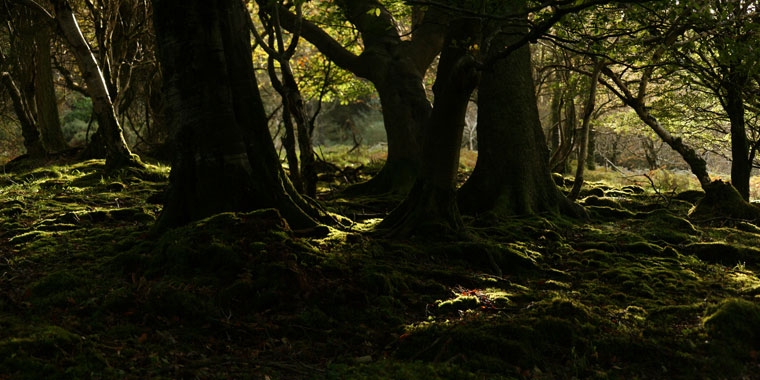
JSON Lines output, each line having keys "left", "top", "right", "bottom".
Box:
{"left": 153, "top": 0, "right": 319, "bottom": 230}
{"left": 457, "top": 22, "right": 584, "bottom": 218}
{"left": 52, "top": 0, "right": 140, "bottom": 169}
{"left": 377, "top": 19, "right": 480, "bottom": 238}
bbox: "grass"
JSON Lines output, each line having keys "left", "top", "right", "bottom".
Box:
{"left": 1, "top": 149, "right": 760, "bottom": 378}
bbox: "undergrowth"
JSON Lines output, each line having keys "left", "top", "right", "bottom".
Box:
{"left": 0, "top": 156, "right": 759, "bottom": 379}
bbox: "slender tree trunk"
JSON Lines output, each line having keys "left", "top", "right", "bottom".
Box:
{"left": 1, "top": 72, "right": 45, "bottom": 157}
{"left": 602, "top": 67, "right": 711, "bottom": 189}
{"left": 724, "top": 78, "right": 751, "bottom": 200}
{"left": 587, "top": 127, "right": 596, "bottom": 170}
{"left": 33, "top": 21, "right": 69, "bottom": 152}
{"left": 569, "top": 61, "right": 603, "bottom": 200}
{"left": 457, "top": 24, "right": 584, "bottom": 218}
{"left": 52, "top": 0, "right": 140, "bottom": 169}
{"left": 378, "top": 19, "right": 480, "bottom": 238}
{"left": 153, "top": 0, "right": 320, "bottom": 230}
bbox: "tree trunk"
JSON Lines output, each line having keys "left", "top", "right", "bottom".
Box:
{"left": 602, "top": 67, "right": 711, "bottom": 189}
{"left": 153, "top": 0, "right": 319, "bottom": 230}
{"left": 724, "top": 77, "right": 751, "bottom": 201}
{"left": 377, "top": 19, "right": 479, "bottom": 238}
{"left": 457, "top": 25, "right": 584, "bottom": 218}
{"left": 0, "top": 72, "right": 45, "bottom": 158}
{"left": 569, "top": 61, "right": 603, "bottom": 200}
{"left": 341, "top": 62, "right": 430, "bottom": 196}
{"left": 34, "top": 21, "right": 69, "bottom": 152}
{"left": 274, "top": 2, "right": 445, "bottom": 196}
{"left": 587, "top": 127, "right": 596, "bottom": 170}
{"left": 52, "top": 0, "right": 140, "bottom": 169}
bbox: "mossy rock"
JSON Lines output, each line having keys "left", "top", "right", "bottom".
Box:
{"left": 684, "top": 242, "right": 741, "bottom": 265}
{"left": 688, "top": 180, "right": 760, "bottom": 222}
{"left": 9, "top": 231, "right": 50, "bottom": 245}
{"left": 0, "top": 206, "right": 24, "bottom": 217}
{"left": 585, "top": 205, "right": 636, "bottom": 219}
{"left": 436, "top": 295, "right": 480, "bottom": 313}
{"left": 622, "top": 185, "right": 645, "bottom": 194}
{"left": 431, "top": 242, "right": 539, "bottom": 275}
{"left": 674, "top": 190, "right": 705, "bottom": 204}
{"left": 704, "top": 298, "right": 760, "bottom": 349}
{"left": 620, "top": 241, "right": 663, "bottom": 256}
{"left": 604, "top": 190, "right": 630, "bottom": 198}
{"left": 582, "top": 196, "right": 621, "bottom": 209}
{"left": 551, "top": 173, "right": 565, "bottom": 187}
{"left": 736, "top": 221, "right": 760, "bottom": 234}
{"left": 580, "top": 187, "right": 605, "bottom": 198}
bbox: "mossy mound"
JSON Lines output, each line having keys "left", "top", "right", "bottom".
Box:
{"left": 688, "top": 180, "right": 760, "bottom": 222}
{"left": 684, "top": 242, "right": 760, "bottom": 266}
{"left": 675, "top": 189, "right": 705, "bottom": 204}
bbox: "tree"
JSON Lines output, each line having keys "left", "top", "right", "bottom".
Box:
{"left": 673, "top": 0, "right": 760, "bottom": 200}
{"left": 274, "top": 0, "right": 446, "bottom": 195}
{"left": 377, "top": 17, "right": 480, "bottom": 237}
{"left": 2, "top": 3, "right": 68, "bottom": 155}
{"left": 152, "top": 0, "right": 321, "bottom": 230}
{"left": 457, "top": 7, "right": 583, "bottom": 218}
{"left": 45, "top": 0, "right": 141, "bottom": 169}
{"left": 252, "top": 0, "right": 318, "bottom": 198}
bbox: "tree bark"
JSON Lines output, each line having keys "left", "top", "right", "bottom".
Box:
{"left": 457, "top": 25, "right": 584, "bottom": 218}
{"left": 275, "top": 2, "right": 445, "bottom": 195}
{"left": 33, "top": 20, "right": 69, "bottom": 152}
{"left": 377, "top": 19, "right": 480, "bottom": 238}
{"left": 52, "top": 0, "right": 140, "bottom": 169}
{"left": 569, "top": 61, "right": 603, "bottom": 200}
{"left": 1, "top": 71, "right": 45, "bottom": 158}
{"left": 153, "top": 0, "right": 320, "bottom": 230}
{"left": 724, "top": 76, "right": 751, "bottom": 201}
{"left": 601, "top": 67, "right": 712, "bottom": 189}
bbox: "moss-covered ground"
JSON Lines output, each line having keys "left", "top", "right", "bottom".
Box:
{"left": 2, "top": 156, "right": 760, "bottom": 379}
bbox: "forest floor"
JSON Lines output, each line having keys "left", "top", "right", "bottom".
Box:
{"left": 1, "top": 150, "right": 760, "bottom": 379}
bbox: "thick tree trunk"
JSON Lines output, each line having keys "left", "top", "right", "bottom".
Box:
{"left": 377, "top": 20, "right": 479, "bottom": 238}
{"left": 33, "top": 21, "right": 69, "bottom": 152}
{"left": 724, "top": 79, "right": 751, "bottom": 201}
{"left": 343, "top": 68, "right": 429, "bottom": 195}
{"left": 457, "top": 27, "right": 584, "bottom": 218}
{"left": 52, "top": 0, "right": 140, "bottom": 169}
{"left": 153, "top": 0, "right": 319, "bottom": 230}
{"left": 275, "top": 2, "right": 444, "bottom": 196}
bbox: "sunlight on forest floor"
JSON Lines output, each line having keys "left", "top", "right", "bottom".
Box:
{"left": 1, "top": 153, "right": 760, "bottom": 378}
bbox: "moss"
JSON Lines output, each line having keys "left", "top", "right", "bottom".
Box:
{"left": 580, "top": 187, "right": 605, "bottom": 197}
{"left": 437, "top": 295, "right": 480, "bottom": 313}
{"left": 674, "top": 190, "right": 705, "bottom": 204}
{"left": 620, "top": 241, "right": 663, "bottom": 256}
{"left": 684, "top": 242, "right": 741, "bottom": 265}
{"left": 586, "top": 205, "right": 636, "bottom": 219}
{"left": 689, "top": 180, "right": 760, "bottom": 222}
{"left": 582, "top": 195, "right": 620, "bottom": 208}
{"left": 704, "top": 298, "right": 760, "bottom": 362}
{"left": 622, "top": 185, "right": 645, "bottom": 194}
{"left": 323, "top": 360, "right": 487, "bottom": 380}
